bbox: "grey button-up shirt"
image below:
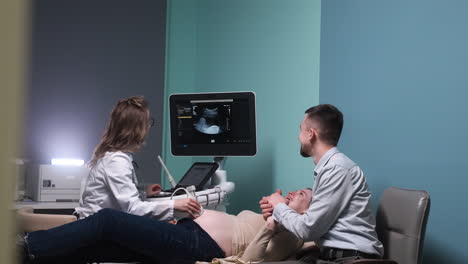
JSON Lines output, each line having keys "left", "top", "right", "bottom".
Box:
{"left": 273, "top": 147, "right": 384, "bottom": 256}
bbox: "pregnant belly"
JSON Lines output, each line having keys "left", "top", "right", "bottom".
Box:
{"left": 194, "top": 210, "right": 234, "bottom": 256}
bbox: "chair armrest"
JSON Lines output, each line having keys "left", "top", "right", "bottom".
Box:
{"left": 295, "top": 243, "right": 320, "bottom": 260}
{"left": 16, "top": 206, "right": 77, "bottom": 232}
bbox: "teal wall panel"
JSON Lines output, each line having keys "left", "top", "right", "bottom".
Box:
{"left": 164, "top": 0, "right": 321, "bottom": 213}
{"left": 320, "top": 1, "right": 468, "bottom": 262}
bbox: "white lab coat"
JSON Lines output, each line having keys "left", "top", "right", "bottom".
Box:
{"left": 75, "top": 151, "right": 174, "bottom": 219}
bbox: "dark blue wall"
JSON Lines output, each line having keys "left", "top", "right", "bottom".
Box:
{"left": 320, "top": 1, "right": 468, "bottom": 263}
{"left": 26, "top": 0, "right": 167, "bottom": 184}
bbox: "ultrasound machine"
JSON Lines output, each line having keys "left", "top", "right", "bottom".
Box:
{"left": 146, "top": 92, "right": 257, "bottom": 214}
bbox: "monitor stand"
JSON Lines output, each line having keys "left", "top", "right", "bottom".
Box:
{"left": 212, "top": 157, "right": 227, "bottom": 186}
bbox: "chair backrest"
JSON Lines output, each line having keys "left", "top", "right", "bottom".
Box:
{"left": 376, "top": 187, "right": 430, "bottom": 264}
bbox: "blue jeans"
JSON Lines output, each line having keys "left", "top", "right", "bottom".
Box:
{"left": 26, "top": 208, "right": 225, "bottom": 264}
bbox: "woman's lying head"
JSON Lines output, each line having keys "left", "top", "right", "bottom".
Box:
{"left": 285, "top": 188, "right": 313, "bottom": 214}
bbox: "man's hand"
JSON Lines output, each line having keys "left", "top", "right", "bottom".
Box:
{"left": 259, "top": 197, "right": 273, "bottom": 220}
{"left": 146, "top": 184, "right": 162, "bottom": 197}
{"left": 265, "top": 190, "right": 288, "bottom": 208}
{"left": 259, "top": 189, "right": 286, "bottom": 220}
{"left": 174, "top": 198, "right": 201, "bottom": 219}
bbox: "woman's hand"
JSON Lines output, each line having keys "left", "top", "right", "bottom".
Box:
{"left": 145, "top": 184, "right": 162, "bottom": 197}
{"left": 265, "top": 216, "right": 278, "bottom": 231}
{"left": 174, "top": 198, "right": 201, "bottom": 219}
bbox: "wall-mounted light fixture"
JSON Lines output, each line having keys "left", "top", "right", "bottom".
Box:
{"left": 51, "top": 158, "right": 84, "bottom": 166}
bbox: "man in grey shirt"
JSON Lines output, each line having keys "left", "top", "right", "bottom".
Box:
{"left": 260, "top": 104, "right": 383, "bottom": 263}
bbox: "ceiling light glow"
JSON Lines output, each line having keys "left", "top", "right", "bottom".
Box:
{"left": 51, "top": 158, "right": 84, "bottom": 166}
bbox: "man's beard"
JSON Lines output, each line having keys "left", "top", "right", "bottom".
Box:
{"left": 300, "top": 145, "right": 310, "bottom": 157}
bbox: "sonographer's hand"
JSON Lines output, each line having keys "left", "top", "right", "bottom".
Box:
{"left": 146, "top": 184, "right": 162, "bottom": 197}
{"left": 174, "top": 198, "right": 201, "bottom": 219}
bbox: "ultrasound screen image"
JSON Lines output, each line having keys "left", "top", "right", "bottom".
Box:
{"left": 193, "top": 104, "right": 231, "bottom": 135}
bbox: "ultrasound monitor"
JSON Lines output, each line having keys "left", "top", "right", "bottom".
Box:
{"left": 169, "top": 92, "right": 256, "bottom": 156}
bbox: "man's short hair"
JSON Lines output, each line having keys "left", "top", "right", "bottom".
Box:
{"left": 304, "top": 104, "right": 343, "bottom": 146}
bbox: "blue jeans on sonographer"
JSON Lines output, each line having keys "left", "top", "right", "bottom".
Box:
{"left": 23, "top": 208, "right": 225, "bottom": 264}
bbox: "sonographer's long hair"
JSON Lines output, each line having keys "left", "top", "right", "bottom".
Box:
{"left": 89, "top": 96, "right": 151, "bottom": 167}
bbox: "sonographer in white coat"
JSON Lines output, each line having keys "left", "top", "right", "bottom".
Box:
{"left": 74, "top": 96, "right": 200, "bottom": 219}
